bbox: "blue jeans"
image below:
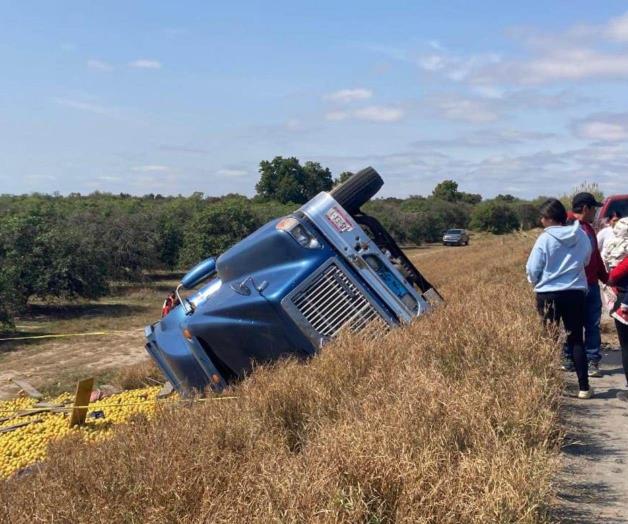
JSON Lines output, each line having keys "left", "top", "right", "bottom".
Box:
{"left": 564, "top": 283, "right": 602, "bottom": 364}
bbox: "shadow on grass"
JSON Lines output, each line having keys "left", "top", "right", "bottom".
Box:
{"left": 112, "top": 283, "right": 177, "bottom": 295}
{"left": 0, "top": 303, "right": 149, "bottom": 355}
{"left": 146, "top": 271, "right": 185, "bottom": 282}
{"left": 26, "top": 303, "right": 146, "bottom": 321}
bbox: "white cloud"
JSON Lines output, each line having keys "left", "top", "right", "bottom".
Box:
{"left": 129, "top": 59, "right": 162, "bottom": 69}
{"left": 579, "top": 122, "right": 628, "bottom": 141}
{"left": 418, "top": 54, "right": 447, "bottom": 71}
{"left": 325, "top": 106, "right": 404, "bottom": 123}
{"left": 417, "top": 51, "right": 502, "bottom": 82}
{"left": 325, "top": 110, "right": 349, "bottom": 121}
{"left": 87, "top": 59, "right": 113, "bottom": 72}
{"left": 409, "top": 12, "right": 628, "bottom": 85}
{"left": 430, "top": 96, "right": 499, "bottom": 123}
{"left": 573, "top": 113, "right": 628, "bottom": 142}
{"left": 216, "top": 168, "right": 248, "bottom": 177}
{"left": 132, "top": 165, "right": 170, "bottom": 172}
{"left": 325, "top": 88, "right": 373, "bottom": 103}
{"left": 412, "top": 128, "right": 556, "bottom": 148}
{"left": 353, "top": 105, "right": 404, "bottom": 122}
{"left": 471, "top": 86, "right": 504, "bottom": 99}
{"left": 428, "top": 40, "right": 444, "bottom": 51}
{"left": 423, "top": 89, "right": 587, "bottom": 124}
{"left": 605, "top": 11, "right": 628, "bottom": 42}
{"left": 54, "top": 97, "right": 119, "bottom": 117}
{"left": 514, "top": 48, "right": 628, "bottom": 84}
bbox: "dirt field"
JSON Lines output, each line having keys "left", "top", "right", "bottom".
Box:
{"left": 0, "top": 276, "right": 178, "bottom": 398}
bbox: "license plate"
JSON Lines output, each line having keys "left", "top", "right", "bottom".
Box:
{"left": 326, "top": 206, "right": 354, "bottom": 233}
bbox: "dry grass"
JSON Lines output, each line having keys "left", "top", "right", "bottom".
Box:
{"left": 109, "top": 359, "right": 164, "bottom": 390}
{"left": 0, "top": 235, "right": 564, "bottom": 523}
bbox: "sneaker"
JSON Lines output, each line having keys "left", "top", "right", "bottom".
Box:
{"left": 561, "top": 360, "right": 575, "bottom": 372}
{"left": 588, "top": 362, "right": 602, "bottom": 377}
{"left": 578, "top": 388, "right": 594, "bottom": 399}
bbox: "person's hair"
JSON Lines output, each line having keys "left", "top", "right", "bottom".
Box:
{"left": 610, "top": 210, "right": 622, "bottom": 220}
{"left": 539, "top": 198, "right": 567, "bottom": 225}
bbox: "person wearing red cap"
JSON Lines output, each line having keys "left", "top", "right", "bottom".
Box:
{"left": 565, "top": 192, "right": 608, "bottom": 377}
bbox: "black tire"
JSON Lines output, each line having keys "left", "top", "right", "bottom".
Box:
{"left": 330, "top": 166, "right": 383, "bottom": 213}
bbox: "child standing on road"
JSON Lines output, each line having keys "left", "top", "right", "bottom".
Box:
{"left": 526, "top": 198, "right": 593, "bottom": 399}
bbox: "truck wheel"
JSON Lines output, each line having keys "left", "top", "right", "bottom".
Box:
{"left": 330, "top": 166, "right": 384, "bottom": 214}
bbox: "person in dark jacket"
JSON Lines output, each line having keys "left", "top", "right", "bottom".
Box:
{"left": 526, "top": 198, "right": 593, "bottom": 398}
{"left": 566, "top": 192, "right": 609, "bottom": 377}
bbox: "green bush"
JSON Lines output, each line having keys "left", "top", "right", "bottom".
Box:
{"left": 470, "top": 201, "right": 520, "bottom": 234}
{"left": 256, "top": 157, "right": 333, "bottom": 204}
{"left": 179, "top": 201, "right": 259, "bottom": 267}
{"left": 0, "top": 211, "right": 109, "bottom": 312}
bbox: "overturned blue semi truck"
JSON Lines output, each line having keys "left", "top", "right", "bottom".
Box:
{"left": 145, "top": 167, "right": 442, "bottom": 393}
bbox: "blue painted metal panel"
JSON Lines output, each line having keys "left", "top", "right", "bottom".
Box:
{"left": 145, "top": 215, "right": 338, "bottom": 392}
{"left": 144, "top": 191, "right": 437, "bottom": 394}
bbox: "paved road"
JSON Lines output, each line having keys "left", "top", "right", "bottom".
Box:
{"left": 556, "top": 344, "right": 628, "bottom": 523}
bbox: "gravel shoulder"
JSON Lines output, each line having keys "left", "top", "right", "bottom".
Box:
{"left": 555, "top": 323, "right": 628, "bottom": 523}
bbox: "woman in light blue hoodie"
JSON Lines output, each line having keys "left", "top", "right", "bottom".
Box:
{"left": 526, "top": 198, "right": 593, "bottom": 398}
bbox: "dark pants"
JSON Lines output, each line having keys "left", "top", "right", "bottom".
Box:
{"left": 565, "top": 283, "right": 602, "bottom": 364}
{"left": 616, "top": 319, "right": 628, "bottom": 386}
{"left": 536, "top": 290, "right": 589, "bottom": 391}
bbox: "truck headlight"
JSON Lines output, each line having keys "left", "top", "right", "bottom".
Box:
{"left": 276, "top": 217, "right": 320, "bottom": 249}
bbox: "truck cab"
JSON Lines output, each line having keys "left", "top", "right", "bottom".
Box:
{"left": 145, "top": 168, "right": 441, "bottom": 393}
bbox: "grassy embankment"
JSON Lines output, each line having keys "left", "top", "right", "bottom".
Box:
{"left": 1, "top": 234, "right": 565, "bottom": 523}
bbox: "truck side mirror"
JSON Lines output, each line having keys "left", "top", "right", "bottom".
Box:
{"left": 180, "top": 257, "right": 217, "bottom": 289}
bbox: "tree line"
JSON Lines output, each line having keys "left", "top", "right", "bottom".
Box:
{"left": 0, "top": 156, "right": 580, "bottom": 328}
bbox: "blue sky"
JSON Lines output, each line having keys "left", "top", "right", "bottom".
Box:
{"left": 1, "top": 1, "right": 628, "bottom": 198}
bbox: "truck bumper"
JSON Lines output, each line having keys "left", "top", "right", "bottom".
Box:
{"left": 144, "top": 306, "right": 226, "bottom": 393}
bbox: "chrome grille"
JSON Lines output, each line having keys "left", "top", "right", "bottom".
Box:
{"left": 291, "top": 264, "right": 388, "bottom": 337}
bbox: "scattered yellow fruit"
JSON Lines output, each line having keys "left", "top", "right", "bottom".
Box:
{"left": 0, "top": 386, "right": 164, "bottom": 479}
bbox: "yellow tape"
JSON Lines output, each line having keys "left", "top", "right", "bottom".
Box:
{"left": 0, "top": 332, "right": 108, "bottom": 342}
{"left": 0, "top": 330, "right": 143, "bottom": 342}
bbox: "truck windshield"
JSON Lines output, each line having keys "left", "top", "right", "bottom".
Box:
{"left": 446, "top": 229, "right": 462, "bottom": 234}
{"left": 189, "top": 278, "right": 222, "bottom": 308}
